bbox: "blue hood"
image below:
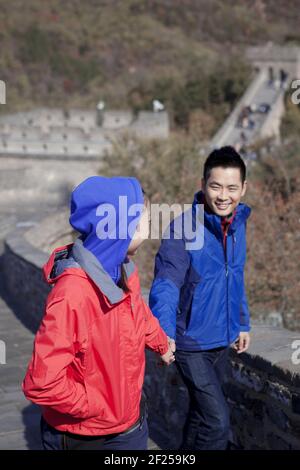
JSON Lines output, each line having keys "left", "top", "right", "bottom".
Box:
{"left": 69, "top": 176, "right": 144, "bottom": 284}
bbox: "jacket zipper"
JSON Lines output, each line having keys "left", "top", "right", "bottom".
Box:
{"left": 223, "top": 227, "right": 230, "bottom": 344}
{"left": 223, "top": 226, "right": 229, "bottom": 276}
{"left": 233, "top": 234, "right": 236, "bottom": 264}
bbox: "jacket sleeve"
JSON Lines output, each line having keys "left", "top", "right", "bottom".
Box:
{"left": 239, "top": 280, "right": 251, "bottom": 332}
{"left": 22, "top": 297, "right": 101, "bottom": 419}
{"left": 149, "top": 221, "right": 191, "bottom": 340}
{"left": 142, "top": 299, "right": 169, "bottom": 355}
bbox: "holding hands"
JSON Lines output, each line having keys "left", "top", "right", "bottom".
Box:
{"left": 160, "top": 336, "right": 176, "bottom": 366}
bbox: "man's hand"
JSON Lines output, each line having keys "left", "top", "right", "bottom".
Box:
{"left": 167, "top": 336, "right": 176, "bottom": 354}
{"left": 160, "top": 346, "right": 175, "bottom": 366}
{"left": 233, "top": 332, "right": 250, "bottom": 354}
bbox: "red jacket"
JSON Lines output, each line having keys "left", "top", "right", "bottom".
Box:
{"left": 22, "top": 243, "right": 169, "bottom": 436}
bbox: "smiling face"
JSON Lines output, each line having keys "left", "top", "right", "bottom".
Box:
{"left": 201, "top": 166, "right": 247, "bottom": 217}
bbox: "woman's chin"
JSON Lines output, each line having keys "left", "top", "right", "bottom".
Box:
{"left": 127, "top": 249, "right": 137, "bottom": 256}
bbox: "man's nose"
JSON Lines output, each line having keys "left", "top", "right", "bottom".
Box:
{"left": 218, "top": 189, "right": 228, "bottom": 200}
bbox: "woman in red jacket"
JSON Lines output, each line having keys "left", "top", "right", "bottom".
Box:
{"left": 22, "top": 176, "right": 174, "bottom": 450}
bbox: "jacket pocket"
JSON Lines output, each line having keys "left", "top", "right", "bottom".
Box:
{"left": 178, "top": 267, "right": 201, "bottom": 333}
{"left": 84, "top": 374, "right": 105, "bottom": 419}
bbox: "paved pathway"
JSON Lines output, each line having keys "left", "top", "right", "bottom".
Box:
{"left": 0, "top": 295, "right": 42, "bottom": 450}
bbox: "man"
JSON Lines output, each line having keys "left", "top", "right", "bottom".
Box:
{"left": 149, "top": 146, "right": 251, "bottom": 450}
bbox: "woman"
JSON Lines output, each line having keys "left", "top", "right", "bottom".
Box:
{"left": 22, "top": 176, "right": 174, "bottom": 450}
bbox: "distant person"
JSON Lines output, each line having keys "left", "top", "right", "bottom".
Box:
{"left": 149, "top": 146, "right": 252, "bottom": 450}
{"left": 280, "top": 69, "right": 288, "bottom": 89}
{"left": 240, "top": 131, "right": 247, "bottom": 144}
{"left": 268, "top": 67, "right": 274, "bottom": 86}
{"left": 248, "top": 118, "right": 255, "bottom": 130}
{"left": 242, "top": 116, "right": 249, "bottom": 129}
{"left": 274, "top": 79, "right": 280, "bottom": 89}
{"left": 22, "top": 176, "right": 174, "bottom": 450}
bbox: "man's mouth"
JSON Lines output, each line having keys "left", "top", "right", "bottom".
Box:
{"left": 215, "top": 202, "right": 231, "bottom": 210}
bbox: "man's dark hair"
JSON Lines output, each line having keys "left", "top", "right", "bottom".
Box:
{"left": 203, "top": 146, "right": 246, "bottom": 184}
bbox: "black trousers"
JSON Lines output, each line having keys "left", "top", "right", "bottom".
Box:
{"left": 175, "top": 346, "right": 231, "bottom": 450}
{"left": 41, "top": 412, "right": 148, "bottom": 450}
{"left": 41, "top": 395, "right": 149, "bottom": 450}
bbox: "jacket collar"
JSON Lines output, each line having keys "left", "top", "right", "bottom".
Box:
{"left": 43, "top": 240, "right": 135, "bottom": 305}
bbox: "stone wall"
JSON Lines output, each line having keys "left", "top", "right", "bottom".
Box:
{"left": 144, "top": 347, "right": 300, "bottom": 450}
{"left": 0, "top": 108, "right": 170, "bottom": 159}
{"left": 246, "top": 43, "right": 300, "bottom": 78}
{"left": 0, "top": 156, "right": 101, "bottom": 208}
{"left": 223, "top": 352, "right": 300, "bottom": 450}
{"left": 2, "top": 218, "right": 300, "bottom": 450}
{"left": 1, "top": 228, "right": 50, "bottom": 331}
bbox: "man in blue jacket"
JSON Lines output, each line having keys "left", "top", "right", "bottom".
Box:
{"left": 149, "top": 146, "right": 251, "bottom": 450}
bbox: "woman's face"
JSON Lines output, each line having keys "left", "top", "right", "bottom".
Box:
{"left": 127, "top": 203, "right": 150, "bottom": 256}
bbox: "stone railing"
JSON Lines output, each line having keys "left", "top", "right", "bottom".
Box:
{"left": 144, "top": 326, "right": 300, "bottom": 450}
{"left": 1, "top": 218, "right": 300, "bottom": 450}
{"left": 1, "top": 212, "right": 75, "bottom": 330}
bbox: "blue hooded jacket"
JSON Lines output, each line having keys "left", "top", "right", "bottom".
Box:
{"left": 69, "top": 176, "right": 144, "bottom": 284}
{"left": 149, "top": 190, "right": 252, "bottom": 351}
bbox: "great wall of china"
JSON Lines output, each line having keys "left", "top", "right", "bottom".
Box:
{"left": 0, "top": 43, "right": 299, "bottom": 450}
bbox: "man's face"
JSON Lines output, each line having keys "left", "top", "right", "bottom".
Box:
{"left": 201, "top": 166, "right": 247, "bottom": 217}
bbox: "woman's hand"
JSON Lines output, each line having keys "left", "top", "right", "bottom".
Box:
{"left": 160, "top": 346, "right": 175, "bottom": 366}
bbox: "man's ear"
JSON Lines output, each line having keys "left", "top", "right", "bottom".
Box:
{"left": 241, "top": 180, "right": 247, "bottom": 197}
{"left": 200, "top": 178, "right": 206, "bottom": 192}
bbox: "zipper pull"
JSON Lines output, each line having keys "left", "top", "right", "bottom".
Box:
{"left": 225, "top": 261, "right": 228, "bottom": 276}
{"left": 233, "top": 234, "right": 236, "bottom": 263}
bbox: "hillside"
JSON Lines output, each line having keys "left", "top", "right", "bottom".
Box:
{"left": 0, "top": 1, "right": 300, "bottom": 328}
{"left": 1, "top": 0, "right": 299, "bottom": 131}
